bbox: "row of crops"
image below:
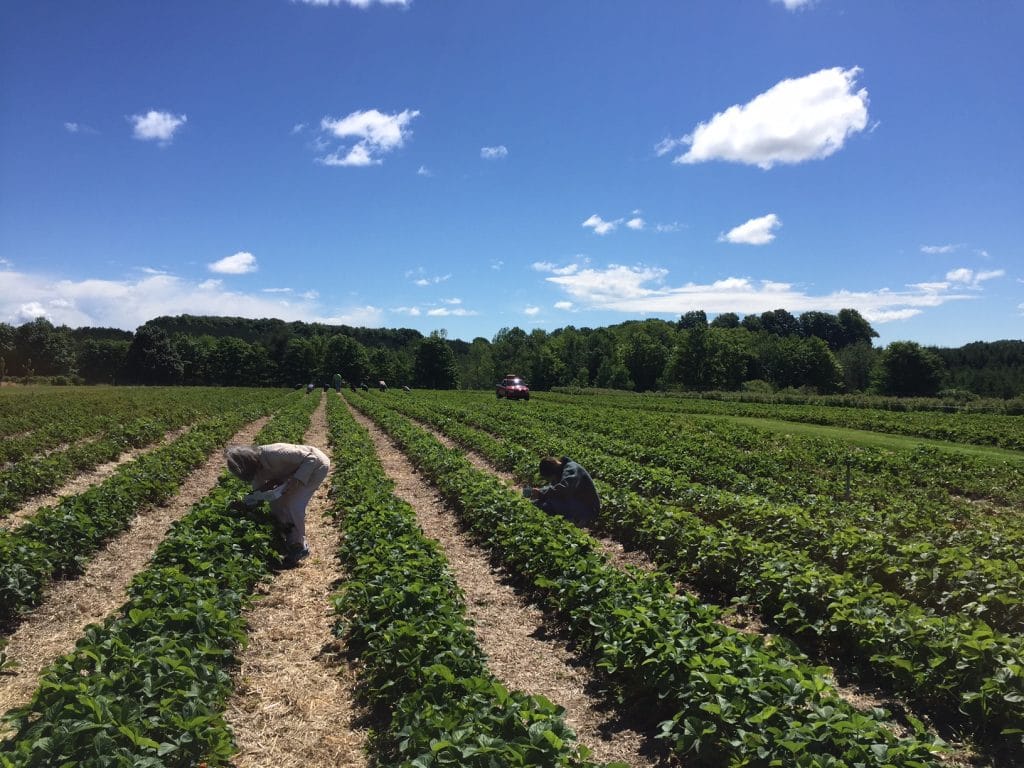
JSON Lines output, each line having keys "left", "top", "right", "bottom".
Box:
{"left": 558, "top": 390, "right": 1024, "bottom": 450}
{"left": 350, "top": 389, "right": 1023, "bottom": 764}
{"left": 2, "top": 385, "right": 1019, "bottom": 765}
{"left": 0, "top": 388, "right": 281, "bottom": 516}
{"left": 0, "top": 391, "right": 316, "bottom": 765}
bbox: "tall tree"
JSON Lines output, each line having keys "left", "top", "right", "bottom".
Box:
{"left": 77, "top": 339, "right": 129, "bottom": 384}
{"left": 124, "top": 326, "right": 183, "bottom": 385}
{"left": 414, "top": 333, "right": 460, "bottom": 389}
{"left": 12, "top": 318, "right": 76, "bottom": 376}
{"left": 323, "top": 334, "right": 371, "bottom": 386}
{"left": 874, "top": 341, "right": 946, "bottom": 396}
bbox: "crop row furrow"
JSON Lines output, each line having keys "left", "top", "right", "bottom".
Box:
{"left": 325, "top": 395, "right": 607, "bottom": 767}
{"left": 349, "top": 393, "right": 945, "bottom": 768}
{"left": 374, "top": 392, "right": 1023, "bottom": 758}
{"left": 422, "top": 395, "right": 1024, "bottom": 634}
{"left": 0, "top": 390, "right": 292, "bottom": 626}
{"left": 0, "top": 393, "right": 317, "bottom": 767}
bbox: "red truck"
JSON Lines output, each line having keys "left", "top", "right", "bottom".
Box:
{"left": 496, "top": 374, "right": 530, "bottom": 400}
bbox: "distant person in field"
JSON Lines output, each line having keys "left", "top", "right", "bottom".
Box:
{"left": 224, "top": 443, "right": 331, "bottom": 567}
{"left": 527, "top": 455, "right": 600, "bottom": 528}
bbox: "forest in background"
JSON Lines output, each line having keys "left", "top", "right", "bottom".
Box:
{"left": 2, "top": 309, "right": 1023, "bottom": 402}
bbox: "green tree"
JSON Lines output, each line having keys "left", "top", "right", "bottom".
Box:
{"left": 622, "top": 328, "right": 667, "bottom": 392}
{"left": 13, "top": 318, "right": 76, "bottom": 376}
{"left": 77, "top": 339, "right": 129, "bottom": 384}
{"left": 414, "top": 333, "right": 460, "bottom": 389}
{"left": 323, "top": 334, "right": 371, "bottom": 386}
{"left": 874, "top": 341, "right": 946, "bottom": 396}
{"left": 837, "top": 308, "right": 878, "bottom": 348}
{"left": 124, "top": 326, "right": 183, "bottom": 385}
{"left": 460, "top": 337, "right": 495, "bottom": 389}
{"left": 677, "top": 310, "right": 708, "bottom": 330}
{"left": 836, "top": 342, "right": 878, "bottom": 392}
{"left": 710, "top": 312, "right": 740, "bottom": 329}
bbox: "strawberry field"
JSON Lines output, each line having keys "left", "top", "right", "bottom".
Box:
{"left": 1, "top": 385, "right": 1021, "bottom": 766}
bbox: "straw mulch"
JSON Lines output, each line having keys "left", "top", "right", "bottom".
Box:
{"left": 225, "top": 397, "right": 366, "bottom": 768}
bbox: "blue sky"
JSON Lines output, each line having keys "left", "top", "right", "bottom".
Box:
{"left": 1, "top": 0, "right": 1021, "bottom": 347}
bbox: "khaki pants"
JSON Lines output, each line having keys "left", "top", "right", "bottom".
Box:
{"left": 269, "top": 450, "right": 330, "bottom": 550}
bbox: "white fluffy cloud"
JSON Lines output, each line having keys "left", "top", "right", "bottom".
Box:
{"left": 719, "top": 213, "right": 781, "bottom": 245}
{"left": 921, "top": 243, "right": 960, "bottom": 254}
{"left": 554, "top": 301, "right": 574, "bottom": 310}
{"left": 319, "top": 108, "right": 419, "bottom": 166}
{"left": 540, "top": 263, "right": 985, "bottom": 324}
{"left": 662, "top": 67, "right": 868, "bottom": 169}
{"left": 946, "top": 267, "right": 1004, "bottom": 288}
{"left": 524, "top": 305, "right": 540, "bottom": 316}
{"left": 0, "top": 269, "right": 379, "bottom": 330}
{"left": 626, "top": 217, "right": 645, "bottom": 230}
{"left": 208, "top": 251, "right": 258, "bottom": 274}
{"left": 480, "top": 145, "right": 508, "bottom": 159}
{"left": 582, "top": 214, "right": 620, "bottom": 236}
{"left": 533, "top": 261, "right": 580, "bottom": 276}
{"left": 130, "top": 110, "right": 187, "bottom": 143}
{"left": 773, "top": 0, "right": 815, "bottom": 10}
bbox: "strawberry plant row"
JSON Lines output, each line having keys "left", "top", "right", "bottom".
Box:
{"left": 0, "top": 390, "right": 292, "bottom": 626}
{"left": 0, "top": 388, "right": 272, "bottom": 516}
{"left": 442, "top": 392, "right": 1024, "bottom": 554}
{"left": 0, "top": 393, "right": 317, "bottom": 767}
{"left": 324, "top": 395, "right": 608, "bottom": 767}
{"left": 544, "top": 390, "right": 1024, "bottom": 451}
{"left": 416, "top": 394, "right": 1024, "bottom": 633}
{"left": 373, "top": 394, "right": 1024, "bottom": 756}
{"left": 348, "top": 393, "right": 945, "bottom": 768}
{"left": 0, "top": 388, "right": 253, "bottom": 463}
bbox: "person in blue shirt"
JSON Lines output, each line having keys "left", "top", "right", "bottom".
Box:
{"left": 528, "top": 455, "right": 600, "bottom": 527}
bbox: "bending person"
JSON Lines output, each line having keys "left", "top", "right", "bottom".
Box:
{"left": 529, "top": 455, "right": 600, "bottom": 528}
{"left": 225, "top": 443, "right": 331, "bottom": 567}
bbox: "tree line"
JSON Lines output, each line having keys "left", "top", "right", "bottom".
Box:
{"left": 2, "top": 309, "right": 1022, "bottom": 399}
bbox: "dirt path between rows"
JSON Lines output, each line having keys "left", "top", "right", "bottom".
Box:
{"left": 0, "top": 417, "right": 270, "bottom": 730}
{"left": 346, "top": 401, "right": 663, "bottom": 768}
{"left": 1, "top": 425, "right": 192, "bottom": 531}
{"left": 225, "top": 395, "right": 366, "bottom": 768}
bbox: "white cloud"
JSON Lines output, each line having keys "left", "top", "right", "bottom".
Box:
{"left": 626, "top": 217, "right": 645, "bottom": 230}
{"left": 946, "top": 267, "right": 1004, "bottom": 288}
{"left": 524, "top": 305, "right": 540, "bottom": 316}
{"left": 719, "top": 213, "right": 781, "bottom": 245}
{"left": 392, "top": 306, "right": 422, "bottom": 316}
{"left": 921, "top": 243, "right": 960, "bottom": 254}
{"left": 291, "top": 123, "right": 306, "bottom": 134}
{"left": 319, "top": 108, "right": 419, "bottom": 166}
{"left": 582, "top": 214, "right": 620, "bottom": 236}
{"left": 773, "top": 0, "right": 816, "bottom": 10}
{"left": 654, "top": 137, "right": 681, "bottom": 157}
{"left": 262, "top": 287, "right": 293, "bottom": 294}
{"left": 655, "top": 222, "right": 682, "bottom": 233}
{"left": 541, "top": 264, "right": 980, "bottom": 324}
{"left": 417, "top": 165, "right": 432, "bottom": 176}
{"left": 426, "top": 306, "right": 477, "bottom": 317}
{"left": 667, "top": 67, "right": 868, "bottom": 169}
{"left": 480, "top": 145, "right": 508, "bottom": 159}
{"left": 533, "top": 261, "right": 580, "bottom": 276}
{"left": 64, "top": 122, "right": 97, "bottom": 134}
{"left": 554, "top": 301, "right": 574, "bottom": 311}
{"left": 0, "top": 269, "right": 370, "bottom": 330}
{"left": 130, "top": 110, "right": 187, "bottom": 143}
{"left": 442, "top": 297, "right": 462, "bottom": 305}
{"left": 491, "top": 260, "right": 504, "bottom": 270}
{"left": 0, "top": 258, "right": 12, "bottom": 269}
{"left": 208, "top": 251, "right": 258, "bottom": 275}
{"left": 406, "top": 268, "right": 451, "bottom": 286}
{"left": 296, "top": 0, "right": 411, "bottom": 6}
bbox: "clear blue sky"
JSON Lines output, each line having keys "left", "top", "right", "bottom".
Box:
{"left": 1, "top": 0, "right": 1021, "bottom": 347}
